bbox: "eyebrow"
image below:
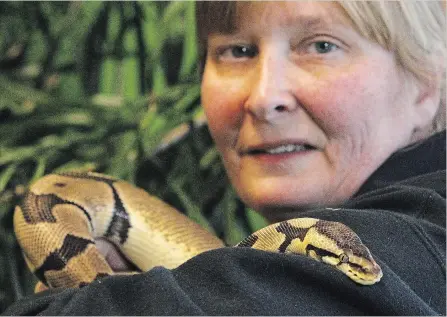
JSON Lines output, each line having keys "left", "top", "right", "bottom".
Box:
{"left": 281, "top": 16, "right": 331, "bottom": 29}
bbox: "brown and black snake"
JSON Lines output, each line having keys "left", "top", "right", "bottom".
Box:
{"left": 13, "top": 172, "right": 382, "bottom": 290}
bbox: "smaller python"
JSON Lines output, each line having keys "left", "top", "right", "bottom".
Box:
{"left": 14, "top": 172, "right": 382, "bottom": 290}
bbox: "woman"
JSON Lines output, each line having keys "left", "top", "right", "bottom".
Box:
{"left": 198, "top": 1, "right": 445, "bottom": 222}
{"left": 3, "top": 1, "right": 445, "bottom": 315}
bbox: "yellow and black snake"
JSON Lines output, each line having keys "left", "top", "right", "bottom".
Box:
{"left": 13, "top": 172, "right": 382, "bottom": 290}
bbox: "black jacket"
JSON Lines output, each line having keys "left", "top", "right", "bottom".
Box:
{"left": 3, "top": 131, "right": 446, "bottom": 316}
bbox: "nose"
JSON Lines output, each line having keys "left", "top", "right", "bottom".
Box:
{"left": 244, "top": 49, "right": 298, "bottom": 122}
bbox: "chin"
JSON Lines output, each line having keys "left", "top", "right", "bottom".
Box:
{"left": 237, "top": 185, "right": 322, "bottom": 222}
{"left": 235, "top": 176, "right": 349, "bottom": 222}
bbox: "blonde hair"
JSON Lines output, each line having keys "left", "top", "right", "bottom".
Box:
{"left": 339, "top": 1, "right": 446, "bottom": 134}
{"left": 195, "top": 1, "right": 446, "bottom": 135}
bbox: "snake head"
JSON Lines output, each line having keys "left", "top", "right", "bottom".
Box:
{"left": 333, "top": 249, "right": 383, "bottom": 285}
{"left": 310, "top": 220, "right": 383, "bottom": 285}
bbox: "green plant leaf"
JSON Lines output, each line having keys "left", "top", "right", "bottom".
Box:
{"left": 122, "top": 56, "right": 139, "bottom": 99}
{"left": 170, "top": 180, "right": 216, "bottom": 235}
{"left": 30, "top": 156, "right": 47, "bottom": 184}
{"left": 105, "top": 130, "right": 138, "bottom": 182}
{"left": 245, "top": 208, "right": 269, "bottom": 232}
{"left": 100, "top": 59, "right": 121, "bottom": 94}
{"left": 200, "top": 147, "right": 219, "bottom": 170}
{"left": 0, "top": 164, "right": 17, "bottom": 193}
{"left": 179, "top": 2, "right": 198, "bottom": 81}
{"left": 219, "top": 188, "right": 248, "bottom": 246}
{"left": 52, "top": 161, "right": 98, "bottom": 174}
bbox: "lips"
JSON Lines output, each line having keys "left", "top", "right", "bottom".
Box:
{"left": 240, "top": 140, "right": 317, "bottom": 155}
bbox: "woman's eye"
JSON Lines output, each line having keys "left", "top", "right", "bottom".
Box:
{"left": 308, "top": 41, "right": 339, "bottom": 54}
{"left": 217, "top": 45, "right": 258, "bottom": 61}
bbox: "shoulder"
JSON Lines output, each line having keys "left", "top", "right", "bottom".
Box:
{"left": 346, "top": 170, "right": 445, "bottom": 227}
{"left": 350, "top": 131, "right": 445, "bottom": 227}
{"left": 356, "top": 130, "right": 445, "bottom": 195}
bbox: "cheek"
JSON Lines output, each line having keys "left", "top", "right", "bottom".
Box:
{"left": 305, "top": 65, "right": 389, "bottom": 137}
{"left": 201, "top": 73, "right": 245, "bottom": 146}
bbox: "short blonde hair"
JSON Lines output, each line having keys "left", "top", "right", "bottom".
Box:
{"left": 195, "top": 1, "right": 446, "bottom": 134}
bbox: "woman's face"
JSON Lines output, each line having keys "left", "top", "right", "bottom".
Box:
{"left": 201, "top": 2, "right": 426, "bottom": 221}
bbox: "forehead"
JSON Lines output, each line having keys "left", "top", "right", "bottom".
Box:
{"left": 232, "top": 1, "right": 352, "bottom": 34}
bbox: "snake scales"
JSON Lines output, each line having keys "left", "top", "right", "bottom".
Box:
{"left": 13, "top": 172, "right": 382, "bottom": 289}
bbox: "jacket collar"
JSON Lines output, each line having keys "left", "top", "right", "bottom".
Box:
{"left": 354, "top": 130, "right": 446, "bottom": 197}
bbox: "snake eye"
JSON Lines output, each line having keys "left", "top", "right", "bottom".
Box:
{"left": 339, "top": 253, "right": 349, "bottom": 263}
{"left": 54, "top": 182, "right": 66, "bottom": 188}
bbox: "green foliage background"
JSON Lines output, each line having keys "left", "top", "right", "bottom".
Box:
{"left": 0, "top": 2, "right": 268, "bottom": 312}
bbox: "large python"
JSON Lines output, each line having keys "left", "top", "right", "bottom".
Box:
{"left": 13, "top": 172, "right": 382, "bottom": 290}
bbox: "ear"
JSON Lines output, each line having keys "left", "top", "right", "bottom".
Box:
{"left": 410, "top": 61, "right": 445, "bottom": 136}
{"left": 411, "top": 82, "right": 441, "bottom": 130}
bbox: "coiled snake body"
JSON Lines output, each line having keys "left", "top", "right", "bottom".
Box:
{"left": 14, "top": 172, "right": 382, "bottom": 289}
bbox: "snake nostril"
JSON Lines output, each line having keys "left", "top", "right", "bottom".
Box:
{"left": 275, "top": 105, "right": 287, "bottom": 112}
{"left": 54, "top": 183, "right": 66, "bottom": 188}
